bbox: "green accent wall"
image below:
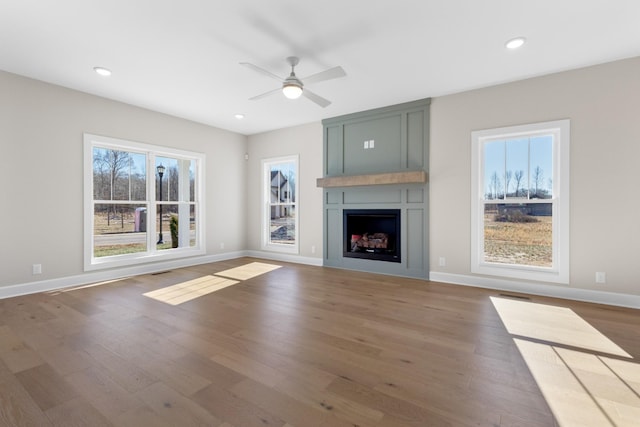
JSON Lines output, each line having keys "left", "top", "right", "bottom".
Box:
{"left": 321, "top": 98, "right": 430, "bottom": 279}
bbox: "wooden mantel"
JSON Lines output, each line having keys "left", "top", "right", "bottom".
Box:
{"left": 316, "top": 170, "right": 427, "bottom": 188}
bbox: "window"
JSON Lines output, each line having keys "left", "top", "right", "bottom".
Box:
{"left": 471, "top": 120, "right": 569, "bottom": 283}
{"left": 84, "top": 134, "right": 205, "bottom": 270}
{"left": 262, "top": 155, "right": 298, "bottom": 253}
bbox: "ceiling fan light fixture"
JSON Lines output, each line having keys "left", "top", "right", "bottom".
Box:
{"left": 282, "top": 82, "right": 303, "bottom": 99}
{"left": 505, "top": 37, "right": 526, "bottom": 50}
{"left": 93, "top": 66, "right": 112, "bottom": 76}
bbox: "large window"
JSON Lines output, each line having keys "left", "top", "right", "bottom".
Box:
{"left": 84, "top": 134, "right": 204, "bottom": 270}
{"left": 262, "top": 155, "right": 298, "bottom": 253}
{"left": 471, "top": 120, "right": 569, "bottom": 283}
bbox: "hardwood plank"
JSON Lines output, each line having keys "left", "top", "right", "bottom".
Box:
{"left": 15, "top": 363, "right": 78, "bottom": 411}
{"left": 64, "top": 366, "right": 140, "bottom": 417}
{"left": 80, "top": 343, "right": 157, "bottom": 393}
{"left": 39, "top": 343, "right": 94, "bottom": 376}
{"left": 0, "top": 325, "right": 45, "bottom": 373}
{"left": 112, "top": 404, "right": 174, "bottom": 427}
{"left": 171, "top": 352, "right": 245, "bottom": 390}
{"left": 231, "top": 378, "right": 360, "bottom": 427}
{"left": 326, "top": 376, "right": 451, "bottom": 426}
{"left": 0, "top": 365, "right": 52, "bottom": 426}
{"left": 272, "top": 376, "right": 385, "bottom": 427}
{"left": 192, "top": 382, "right": 286, "bottom": 427}
{"left": 135, "top": 381, "right": 224, "bottom": 426}
{"left": 209, "top": 350, "right": 285, "bottom": 388}
{"left": 135, "top": 356, "right": 212, "bottom": 397}
{"left": 11, "top": 324, "right": 64, "bottom": 352}
{"left": 372, "top": 377, "right": 501, "bottom": 427}
{"left": 45, "top": 397, "right": 113, "bottom": 427}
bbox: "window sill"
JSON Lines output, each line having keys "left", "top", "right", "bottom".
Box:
{"left": 85, "top": 247, "right": 206, "bottom": 271}
{"left": 472, "top": 263, "right": 569, "bottom": 285}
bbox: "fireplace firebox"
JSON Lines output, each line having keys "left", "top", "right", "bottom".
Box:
{"left": 343, "top": 209, "right": 400, "bottom": 263}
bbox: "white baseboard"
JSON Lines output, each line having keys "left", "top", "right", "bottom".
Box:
{"left": 429, "top": 271, "right": 640, "bottom": 309}
{"left": 0, "top": 251, "right": 246, "bottom": 300}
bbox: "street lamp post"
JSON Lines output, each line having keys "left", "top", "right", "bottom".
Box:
{"left": 157, "top": 164, "right": 165, "bottom": 244}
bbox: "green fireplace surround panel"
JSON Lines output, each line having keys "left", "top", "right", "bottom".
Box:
{"left": 321, "top": 98, "right": 430, "bottom": 279}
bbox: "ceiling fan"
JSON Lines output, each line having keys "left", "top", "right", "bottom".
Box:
{"left": 240, "top": 56, "right": 346, "bottom": 108}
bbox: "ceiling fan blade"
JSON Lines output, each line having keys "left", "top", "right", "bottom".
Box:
{"left": 302, "top": 89, "right": 331, "bottom": 108}
{"left": 249, "top": 87, "right": 281, "bottom": 101}
{"left": 302, "top": 66, "right": 346, "bottom": 85}
{"left": 240, "top": 62, "right": 283, "bottom": 81}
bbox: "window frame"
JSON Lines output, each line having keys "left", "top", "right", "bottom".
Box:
{"left": 471, "top": 120, "right": 570, "bottom": 283}
{"left": 261, "top": 154, "right": 299, "bottom": 254}
{"left": 83, "top": 133, "right": 205, "bottom": 271}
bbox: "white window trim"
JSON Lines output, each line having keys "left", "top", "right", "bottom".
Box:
{"left": 261, "top": 154, "right": 299, "bottom": 254}
{"left": 471, "top": 120, "right": 570, "bottom": 284}
{"left": 83, "top": 133, "right": 206, "bottom": 271}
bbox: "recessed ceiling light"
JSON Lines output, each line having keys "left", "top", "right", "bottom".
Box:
{"left": 234, "top": 114, "right": 245, "bottom": 120}
{"left": 93, "top": 66, "right": 112, "bottom": 77}
{"left": 505, "top": 37, "right": 526, "bottom": 50}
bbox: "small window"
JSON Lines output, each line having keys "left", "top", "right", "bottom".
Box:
{"left": 262, "top": 155, "right": 299, "bottom": 253}
{"left": 471, "top": 120, "right": 569, "bottom": 283}
{"left": 84, "top": 134, "right": 205, "bottom": 270}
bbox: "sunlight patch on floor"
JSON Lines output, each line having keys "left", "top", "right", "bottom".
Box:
{"left": 142, "top": 262, "right": 281, "bottom": 306}
{"left": 143, "top": 275, "right": 239, "bottom": 305}
{"left": 490, "top": 296, "right": 631, "bottom": 358}
{"left": 491, "top": 296, "right": 639, "bottom": 427}
{"left": 214, "top": 262, "right": 282, "bottom": 281}
{"left": 515, "top": 339, "right": 640, "bottom": 427}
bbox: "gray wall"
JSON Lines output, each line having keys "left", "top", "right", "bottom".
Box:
{"left": 430, "top": 56, "right": 640, "bottom": 299}
{"left": 245, "top": 122, "right": 324, "bottom": 261}
{"left": 0, "top": 70, "right": 247, "bottom": 288}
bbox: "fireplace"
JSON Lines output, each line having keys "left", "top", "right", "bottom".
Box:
{"left": 343, "top": 209, "right": 401, "bottom": 263}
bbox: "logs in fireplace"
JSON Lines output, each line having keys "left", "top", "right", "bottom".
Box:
{"left": 351, "top": 232, "right": 389, "bottom": 249}
{"left": 343, "top": 209, "right": 400, "bottom": 263}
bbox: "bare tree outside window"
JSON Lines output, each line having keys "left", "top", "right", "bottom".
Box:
{"left": 532, "top": 166, "right": 544, "bottom": 198}
{"left": 505, "top": 170, "right": 513, "bottom": 197}
{"left": 514, "top": 170, "right": 524, "bottom": 197}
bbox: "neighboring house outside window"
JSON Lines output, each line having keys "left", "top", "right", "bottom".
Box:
{"left": 84, "top": 134, "right": 205, "bottom": 270}
{"left": 471, "top": 120, "right": 570, "bottom": 283}
{"left": 263, "top": 155, "right": 298, "bottom": 253}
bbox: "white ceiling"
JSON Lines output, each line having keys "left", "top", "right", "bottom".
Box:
{"left": 2, "top": 1, "right": 640, "bottom": 135}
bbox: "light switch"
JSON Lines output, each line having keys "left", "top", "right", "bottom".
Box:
{"left": 370, "top": 139, "right": 375, "bottom": 148}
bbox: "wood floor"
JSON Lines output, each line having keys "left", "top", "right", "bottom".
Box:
{"left": 0, "top": 257, "right": 638, "bottom": 426}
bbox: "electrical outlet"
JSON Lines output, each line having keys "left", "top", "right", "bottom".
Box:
{"left": 32, "top": 264, "right": 42, "bottom": 275}
{"left": 220, "top": 242, "right": 225, "bottom": 249}
{"left": 595, "top": 272, "right": 606, "bottom": 284}
{"left": 311, "top": 245, "right": 316, "bottom": 254}
{"left": 438, "top": 257, "right": 446, "bottom": 267}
